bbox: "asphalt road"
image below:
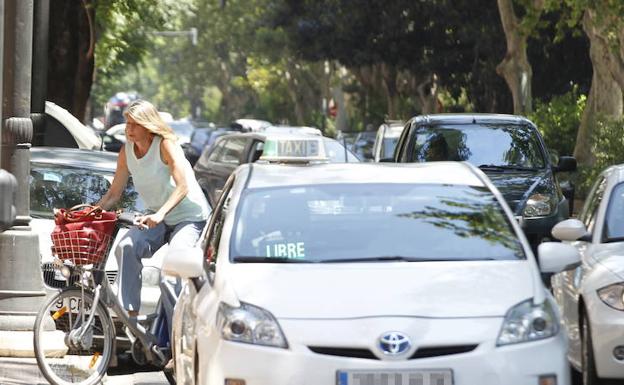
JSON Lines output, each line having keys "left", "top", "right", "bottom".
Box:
{"left": 0, "top": 354, "right": 168, "bottom": 385}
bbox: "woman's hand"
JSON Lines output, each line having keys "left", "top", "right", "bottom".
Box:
{"left": 136, "top": 212, "right": 165, "bottom": 229}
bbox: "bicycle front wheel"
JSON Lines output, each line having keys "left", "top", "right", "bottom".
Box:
{"left": 33, "top": 288, "right": 115, "bottom": 385}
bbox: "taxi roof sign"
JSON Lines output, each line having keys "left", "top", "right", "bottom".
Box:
{"left": 259, "top": 136, "right": 329, "bottom": 163}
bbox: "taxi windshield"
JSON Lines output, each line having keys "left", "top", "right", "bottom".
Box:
{"left": 231, "top": 184, "right": 525, "bottom": 263}
{"left": 411, "top": 124, "right": 546, "bottom": 169}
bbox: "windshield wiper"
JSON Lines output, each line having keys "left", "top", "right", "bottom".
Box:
{"left": 320, "top": 256, "right": 429, "bottom": 263}
{"left": 233, "top": 256, "right": 314, "bottom": 263}
{"left": 478, "top": 164, "right": 538, "bottom": 172}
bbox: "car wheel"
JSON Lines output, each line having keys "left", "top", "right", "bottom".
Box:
{"left": 581, "top": 311, "right": 604, "bottom": 385}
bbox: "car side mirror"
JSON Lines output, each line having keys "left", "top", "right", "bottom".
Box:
{"left": 551, "top": 218, "right": 591, "bottom": 242}
{"left": 538, "top": 242, "right": 581, "bottom": 273}
{"left": 161, "top": 246, "right": 204, "bottom": 279}
{"left": 553, "top": 156, "right": 577, "bottom": 173}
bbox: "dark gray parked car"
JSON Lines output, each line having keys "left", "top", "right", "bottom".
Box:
{"left": 194, "top": 132, "right": 359, "bottom": 207}
{"left": 393, "top": 114, "right": 577, "bottom": 248}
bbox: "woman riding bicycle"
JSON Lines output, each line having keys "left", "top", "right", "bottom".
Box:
{"left": 96, "top": 99, "right": 210, "bottom": 323}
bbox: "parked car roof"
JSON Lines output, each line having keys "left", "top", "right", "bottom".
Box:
{"left": 31, "top": 147, "right": 117, "bottom": 171}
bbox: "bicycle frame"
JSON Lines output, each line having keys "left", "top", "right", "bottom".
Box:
{"left": 62, "top": 252, "right": 169, "bottom": 366}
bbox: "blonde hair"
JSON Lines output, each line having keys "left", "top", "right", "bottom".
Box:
{"left": 124, "top": 100, "right": 177, "bottom": 141}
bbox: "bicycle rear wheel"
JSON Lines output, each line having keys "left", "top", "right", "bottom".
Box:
{"left": 33, "top": 288, "right": 114, "bottom": 385}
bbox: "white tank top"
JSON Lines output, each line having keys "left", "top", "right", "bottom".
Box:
{"left": 125, "top": 136, "right": 210, "bottom": 225}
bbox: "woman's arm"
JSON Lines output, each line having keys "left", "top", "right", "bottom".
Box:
{"left": 138, "top": 139, "right": 188, "bottom": 228}
{"left": 96, "top": 145, "right": 130, "bottom": 210}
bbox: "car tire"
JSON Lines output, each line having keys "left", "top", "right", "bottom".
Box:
{"left": 581, "top": 311, "right": 604, "bottom": 385}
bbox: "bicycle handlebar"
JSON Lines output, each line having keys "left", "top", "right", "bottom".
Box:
{"left": 117, "top": 211, "right": 149, "bottom": 229}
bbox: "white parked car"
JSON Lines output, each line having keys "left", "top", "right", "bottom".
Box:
{"left": 30, "top": 147, "right": 166, "bottom": 320}
{"left": 163, "top": 143, "right": 578, "bottom": 385}
{"left": 551, "top": 164, "right": 624, "bottom": 385}
{"left": 372, "top": 121, "right": 404, "bottom": 162}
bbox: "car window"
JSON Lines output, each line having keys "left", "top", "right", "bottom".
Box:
{"left": 323, "top": 139, "right": 359, "bottom": 162}
{"left": 381, "top": 136, "right": 400, "bottom": 159}
{"left": 205, "top": 175, "right": 235, "bottom": 279}
{"left": 207, "top": 140, "right": 225, "bottom": 162}
{"left": 409, "top": 124, "right": 546, "bottom": 168}
{"left": 581, "top": 176, "right": 606, "bottom": 233}
{"left": 218, "top": 138, "right": 246, "bottom": 165}
{"left": 249, "top": 141, "right": 264, "bottom": 162}
{"left": 604, "top": 182, "right": 624, "bottom": 241}
{"left": 231, "top": 183, "right": 525, "bottom": 262}
{"left": 30, "top": 164, "right": 145, "bottom": 218}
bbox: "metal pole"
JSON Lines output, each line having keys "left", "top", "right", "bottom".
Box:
{"left": 0, "top": 0, "right": 46, "bottom": 358}
{"left": 31, "top": 0, "right": 48, "bottom": 146}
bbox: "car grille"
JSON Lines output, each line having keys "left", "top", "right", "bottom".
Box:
{"left": 40, "top": 262, "right": 78, "bottom": 289}
{"left": 308, "top": 344, "right": 478, "bottom": 360}
{"left": 308, "top": 347, "right": 377, "bottom": 359}
{"left": 106, "top": 270, "right": 118, "bottom": 285}
{"left": 409, "top": 345, "right": 478, "bottom": 359}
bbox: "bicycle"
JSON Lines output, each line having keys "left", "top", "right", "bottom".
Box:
{"left": 33, "top": 208, "right": 176, "bottom": 385}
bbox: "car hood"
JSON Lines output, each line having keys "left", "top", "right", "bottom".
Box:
{"left": 590, "top": 242, "right": 624, "bottom": 281}
{"left": 226, "top": 260, "right": 534, "bottom": 319}
{"left": 483, "top": 169, "right": 553, "bottom": 215}
{"left": 45, "top": 101, "right": 101, "bottom": 150}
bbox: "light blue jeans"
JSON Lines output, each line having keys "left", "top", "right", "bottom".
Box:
{"left": 114, "top": 220, "right": 205, "bottom": 312}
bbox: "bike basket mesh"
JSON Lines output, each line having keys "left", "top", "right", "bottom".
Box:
{"left": 51, "top": 229, "right": 113, "bottom": 266}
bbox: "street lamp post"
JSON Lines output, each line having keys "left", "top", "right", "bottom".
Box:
{"left": 0, "top": 0, "right": 47, "bottom": 357}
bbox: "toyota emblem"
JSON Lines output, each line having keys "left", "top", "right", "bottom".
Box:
{"left": 378, "top": 331, "right": 411, "bottom": 355}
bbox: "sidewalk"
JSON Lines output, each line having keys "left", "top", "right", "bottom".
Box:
{"left": 0, "top": 356, "right": 167, "bottom": 385}
{"left": 0, "top": 357, "right": 48, "bottom": 385}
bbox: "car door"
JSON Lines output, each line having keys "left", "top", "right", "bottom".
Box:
{"left": 560, "top": 175, "right": 606, "bottom": 362}
{"left": 173, "top": 176, "right": 235, "bottom": 385}
{"left": 194, "top": 139, "right": 225, "bottom": 198}
{"left": 204, "top": 137, "right": 246, "bottom": 206}
{"left": 195, "top": 176, "right": 235, "bottom": 385}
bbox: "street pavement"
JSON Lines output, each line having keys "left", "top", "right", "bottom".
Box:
{"left": 0, "top": 355, "right": 168, "bottom": 385}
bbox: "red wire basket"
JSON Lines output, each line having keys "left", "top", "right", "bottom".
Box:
{"left": 50, "top": 205, "right": 117, "bottom": 267}
{"left": 51, "top": 229, "right": 114, "bottom": 266}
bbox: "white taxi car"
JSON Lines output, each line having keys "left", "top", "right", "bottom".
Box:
{"left": 163, "top": 137, "right": 579, "bottom": 385}
{"left": 550, "top": 164, "right": 624, "bottom": 385}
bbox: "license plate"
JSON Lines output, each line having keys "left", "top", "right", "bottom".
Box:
{"left": 336, "top": 369, "right": 453, "bottom": 385}
{"left": 52, "top": 296, "right": 84, "bottom": 314}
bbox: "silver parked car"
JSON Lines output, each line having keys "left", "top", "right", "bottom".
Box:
{"left": 30, "top": 147, "right": 165, "bottom": 321}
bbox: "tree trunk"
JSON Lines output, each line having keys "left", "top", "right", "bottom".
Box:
{"left": 496, "top": 0, "right": 543, "bottom": 115}
{"left": 47, "top": 0, "right": 94, "bottom": 122}
{"left": 381, "top": 63, "right": 399, "bottom": 119}
{"left": 573, "top": 10, "right": 623, "bottom": 166}
{"left": 417, "top": 74, "right": 440, "bottom": 114}
{"left": 285, "top": 62, "right": 306, "bottom": 125}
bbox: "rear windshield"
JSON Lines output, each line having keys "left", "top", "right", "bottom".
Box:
{"left": 410, "top": 124, "right": 546, "bottom": 169}
{"left": 231, "top": 183, "right": 525, "bottom": 263}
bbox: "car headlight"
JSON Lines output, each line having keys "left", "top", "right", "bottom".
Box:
{"left": 523, "top": 193, "right": 555, "bottom": 217}
{"left": 597, "top": 283, "right": 624, "bottom": 311}
{"left": 217, "top": 302, "right": 288, "bottom": 348}
{"left": 497, "top": 298, "right": 559, "bottom": 346}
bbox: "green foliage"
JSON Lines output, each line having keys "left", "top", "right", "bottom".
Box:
{"left": 577, "top": 117, "right": 624, "bottom": 196}
{"left": 528, "top": 85, "right": 586, "bottom": 157}
{"left": 92, "top": 0, "right": 194, "bottom": 115}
